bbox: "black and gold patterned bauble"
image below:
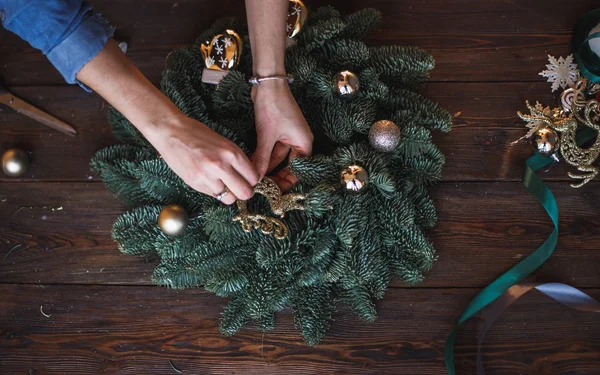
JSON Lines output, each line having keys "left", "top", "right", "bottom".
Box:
{"left": 158, "top": 204, "right": 189, "bottom": 236}
{"left": 340, "top": 165, "right": 368, "bottom": 193}
{"left": 334, "top": 71, "right": 360, "bottom": 99}
{"left": 531, "top": 126, "right": 560, "bottom": 157}
{"left": 369, "top": 120, "right": 401, "bottom": 152}
{"left": 1, "top": 148, "right": 29, "bottom": 177}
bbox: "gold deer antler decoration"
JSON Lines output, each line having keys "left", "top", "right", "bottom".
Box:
{"left": 233, "top": 177, "right": 306, "bottom": 239}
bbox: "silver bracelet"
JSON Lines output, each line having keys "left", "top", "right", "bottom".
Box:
{"left": 248, "top": 74, "right": 294, "bottom": 85}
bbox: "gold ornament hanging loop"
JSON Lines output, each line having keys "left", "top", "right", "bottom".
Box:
{"left": 233, "top": 177, "right": 306, "bottom": 239}
{"left": 518, "top": 79, "right": 600, "bottom": 188}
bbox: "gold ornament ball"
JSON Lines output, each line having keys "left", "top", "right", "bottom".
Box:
{"left": 158, "top": 204, "right": 189, "bottom": 236}
{"left": 531, "top": 126, "right": 560, "bottom": 157}
{"left": 334, "top": 70, "right": 360, "bottom": 99}
{"left": 340, "top": 165, "right": 368, "bottom": 193}
{"left": 369, "top": 120, "right": 401, "bottom": 152}
{"left": 2, "top": 148, "right": 29, "bottom": 177}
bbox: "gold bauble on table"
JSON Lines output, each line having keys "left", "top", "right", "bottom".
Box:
{"left": 2, "top": 148, "right": 29, "bottom": 177}
{"left": 334, "top": 70, "right": 360, "bottom": 99}
{"left": 340, "top": 165, "right": 368, "bottom": 193}
{"left": 200, "top": 29, "right": 243, "bottom": 84}
{"left": 369, "top": 120, "right": 401, "bottom": 152}
{"left": 530, "top": 126, "right": 560, "bottom": 157}
{"left": 158, "top": 204, "right": 189, "bottom": 236}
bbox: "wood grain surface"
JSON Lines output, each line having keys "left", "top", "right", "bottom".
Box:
{"left": 1, "top": 284, "right": 599, "bottom": 375}
{"left": 1, "top": 0, "right": 599, "bottom": 374}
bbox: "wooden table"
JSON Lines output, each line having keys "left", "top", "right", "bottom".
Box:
{"left": 1, "top": 1, "right": 599, "bottom": 374}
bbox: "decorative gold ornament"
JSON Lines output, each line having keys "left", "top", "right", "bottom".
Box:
{"left": 287, "top": 0, "right": 308, "bottom": 39}
{"left": 368, "top": 120, "right": 402, "bottom": 152}
{"left": 334, "top": 70, "right": 360, "bottom": 99}
{"left": 530, "top": 126, "right": 560, "bottom": 157}
{"left": 200, "top": 29, "right": 243, "bottom": 84}
{"left": 1, "top": 148, "right": 29, "bottom": 177}
{"left": 340, "top": 165, "right": 368, "bottom": 193}
{"left": 518, "top": 80, "right": 600, "bottom": 187}
{"left": 158, "top": 204, "right": 189, "bottom": 236}
{"left": 233, "top": 177, "right": 306, "bottom": 239}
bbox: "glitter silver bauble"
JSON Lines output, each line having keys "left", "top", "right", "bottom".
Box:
{"left": 334, "top": 70, "right": 360, "bottom": 99}
{"left": 158, "top": 204, "right": 189, "bottom": 236}
{"left": 531, "top": 126, "right": 560, "bottom": 157}
{"left": 340, "top": 165, "right": 368, "bottom": 193}
{"left": 368, "top": 120, "right": 401, "bottom": 152}
{"left": 2, "top": 148, "right": 29, "bottom": 177}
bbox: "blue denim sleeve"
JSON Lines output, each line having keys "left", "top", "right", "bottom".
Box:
{"left": 0, "top": 0, "right": 114, "bottom": 85}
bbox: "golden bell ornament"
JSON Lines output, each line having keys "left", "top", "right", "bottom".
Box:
{"left": 530, "top": 126, "right": 560, "bottom": 157}
{"left": 200, "top": 29, "right": 243, "bottom": 84}
{"left": 334, "top": 70, "right": 360, "bottom": 99}
{"left": 369, "top": 120, "right": 401, "bottom": 152}
{"left": 2, "top": 148, "right": 29, "bottom": 177}
{"left": 286, "top": 0, "right": 308, "bottom": 39}
{"left": 340, "top": 165, "right": 368, "bottom": 193}
{"left": 158, "top": 204, "right": 189, "bottom": 236}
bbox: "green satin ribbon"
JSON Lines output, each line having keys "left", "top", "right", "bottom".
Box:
{"left": 444, "top": 128, "right": 596, "bottom": 374}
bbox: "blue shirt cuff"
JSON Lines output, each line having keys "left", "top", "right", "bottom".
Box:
{"left": 46, "top": 12, "right": 115, "bottom": 86}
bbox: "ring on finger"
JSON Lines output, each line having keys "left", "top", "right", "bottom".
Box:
{"left": 215, "top": 187, "right": 229, "bottom": 201}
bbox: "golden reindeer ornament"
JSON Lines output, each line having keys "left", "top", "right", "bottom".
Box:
{"left": 518, "top": 80, "right": 600, "bottom": 188}
{"left": 233, "top": 177, "right": 306, "bottom": 239}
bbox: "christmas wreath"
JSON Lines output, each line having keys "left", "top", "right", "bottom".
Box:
{"left": 91, "top": 6, "right": 451, "bottom": 345}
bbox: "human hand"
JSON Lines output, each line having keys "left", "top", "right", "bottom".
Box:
{"left": 144, "top": 114, "right": 259, "bottom": 205}
{"left": 251, "top": 80, "right": 313, "bottom": 190}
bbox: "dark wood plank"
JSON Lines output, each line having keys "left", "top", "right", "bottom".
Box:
{"left": 0, "top": 86, "right": 117, "bottom": 182}
{"left": 0, "top": 82, "right": 571, "bottom": 182}
{"left": 1, "top": 181, "right": 599, "bottom": 288}
{"left": 0, "top": 0, "right": 577, "bottom": 86}
{"left": 0, "top": 284, "right": 599, "bottom": 374}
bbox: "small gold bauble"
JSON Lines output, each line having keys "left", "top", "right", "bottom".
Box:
{"left": 287, "top": 0, "right": 308, "bottom": 39}
{"left": 201, "top": 29, "right": 243, "bottom": 71}
{"left": 369, "top": 120, "right": 401, "bottom": 152}
{"left": 334, "top": 70, "right": 360, "bottom": 99}
{"left": 340, "top": 165, "right": 368, "bottom": 193}
{"left": 158, "top": 204, "right": 189, "bottom": 236}
{"left": 531, "top": 126, "right": 560, "bottom": 157}
{"left": 2, "top": 148, "right": 29, "bottom": 177}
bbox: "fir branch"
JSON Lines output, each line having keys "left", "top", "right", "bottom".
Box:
{"left": 368, "top": 45, "right": 435, "bottom": 89}
{"left": 339, "top": 8, "right": 382, "bottom": 40}
{"left": 342, "top": 284, "right": 377, "bottom": 322}
{"left": 298, "top": 18, "right": 345, "bottom": 52}
{"left": 385, "top": 87, "right": 452, "bottom": 133}
{"left": 306, "top": 6, "right": 341, "bottom": 26}
{"left": 319, "top": 39, "right": 370, "bottom": 70}
{"left": 107, "top": 107, "right": 149, "bottom": 146}
{"left": 220, "top": 295, "right": 250, "bottom": 336}
{"left": 292, "top": 285, "right": 337, "bottom": 345}
{"left": 112, "top": 205, "right": 163, "bottom": 258}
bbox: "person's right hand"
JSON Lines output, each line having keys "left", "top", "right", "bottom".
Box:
{"left": 143, "top": 113, "right": 260, "bottom": 205}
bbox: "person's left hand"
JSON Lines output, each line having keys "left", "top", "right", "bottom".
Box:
{"left": 251, "top": 80, "right": 313, "bottom": 191}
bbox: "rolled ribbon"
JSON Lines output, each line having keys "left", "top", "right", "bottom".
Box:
{"left": 444, "top": 128, "right": 597, "bottom": 374}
